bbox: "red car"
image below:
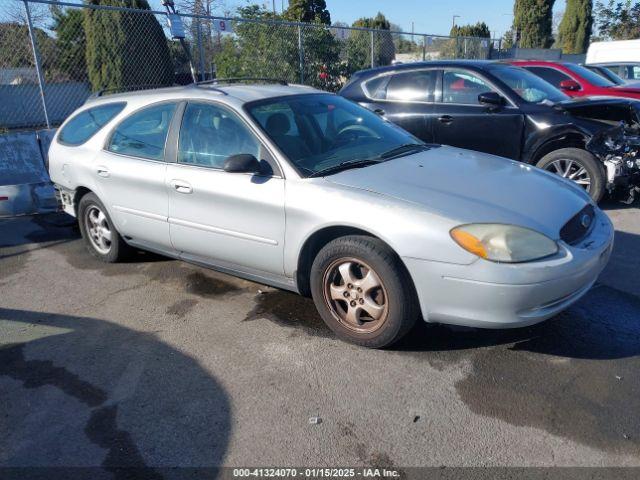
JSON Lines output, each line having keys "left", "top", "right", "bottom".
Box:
{"left": 508, "top": 60, "right": 640, "bottom": 100}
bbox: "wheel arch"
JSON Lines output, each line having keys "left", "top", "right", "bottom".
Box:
{"left": 526, "top": 131, "right": 590, "bottom": 165}
{"left": 295, "top": 225, "right": 419, "bottom": 309}
{"left": 73, "top": 186, "right": 93, "bottom": 215}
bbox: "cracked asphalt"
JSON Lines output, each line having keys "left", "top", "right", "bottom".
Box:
{"left": 1, "top": 202, "right": 639, "bottom": 475}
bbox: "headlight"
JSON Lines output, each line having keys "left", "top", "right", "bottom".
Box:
{"left": 450, "top": 224, "right": 558, "bottom": 263}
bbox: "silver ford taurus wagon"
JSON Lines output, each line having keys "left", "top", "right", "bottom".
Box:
{"left": 48, "top": 81, "right": 614, "bottom": 348}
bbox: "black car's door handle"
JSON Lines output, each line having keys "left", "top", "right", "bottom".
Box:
{"left": 438, "top": 115, "right": 453, "bottom": 124}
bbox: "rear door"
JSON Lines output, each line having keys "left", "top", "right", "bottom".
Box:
{"left": 432, "top": 68, "right": 524, "bottom": 159}
{"left": 95, "top": 101, "right": 179, "bottom": 252}
{"left": 358, "top": 69, "right": 438, "bottom": 142}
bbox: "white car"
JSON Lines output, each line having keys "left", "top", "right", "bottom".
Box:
{"left": 48, "top": 81, "right": 614, "bottom": 348}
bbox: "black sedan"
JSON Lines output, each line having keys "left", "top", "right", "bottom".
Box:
{"left": 339, "top": 60, "right": 640, "bottom": 201}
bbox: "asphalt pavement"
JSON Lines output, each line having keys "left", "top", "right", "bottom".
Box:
{"left": 1, "top": 202, "right": 639, "bottom": 476}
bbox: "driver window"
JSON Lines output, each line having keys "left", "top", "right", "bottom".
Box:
{"left": 178, "top": 103, "right": 260, "bottom": 169}
{"left": 442, "top": 70, "right": 495, "bottom": 105}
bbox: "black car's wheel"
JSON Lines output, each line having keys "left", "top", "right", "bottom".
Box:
{"left": 310, "top": 235, "right": 418, "bottom": 348}
{"left": 536, "top": 148, "right": 605, "bottom": 202}
{"left": 78, "top": 193, "right": 131, "bottom": 262}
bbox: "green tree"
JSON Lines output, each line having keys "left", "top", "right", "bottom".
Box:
{"left": 345, "top": 13, "right": 395, "bottom": 73}
{"left": 283, "top": 0, "right": 331, "bottom": 24}
{"left": 0, "top": 23, "right": 57, "bottom": 79}
{"left": 502, "top": 28, "right": 516, "bottom": 48}
{"left": 440, "top": 22, "right": 491, "bottom": 59}
{"left": 595, "top": 0, "right": 640, "bottom": 39}
{"left": 214, "top": 5, "right": 344, "bottom": 90}
{"left": 84, "top": 0, "right": 174, "bottom": 91}
{"left": 513, "top": 0, "right": 556, "bottom": 48}
{"left": 50, "top": 6, "right": 87, "bottom": 81}
{"left": 557, "top": 0, "right": 593, "bottom": 53}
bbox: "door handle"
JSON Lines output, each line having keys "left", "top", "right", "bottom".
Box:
{"left": 96, "top": 167, "right": 110, "bottom": 178}
{"left": 170, "top": 179, "right": 193, "bottom": 194}
{"left": 437, "top": 115, "right": 453, "bottom": 124}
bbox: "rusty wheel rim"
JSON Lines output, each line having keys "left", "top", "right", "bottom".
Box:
{"left": 322, "top": 257, "right": 389, "bottom": 334}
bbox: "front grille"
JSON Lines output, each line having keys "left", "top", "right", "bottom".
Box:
{"left": 560, "top": 204, "right": 595, "bottom": 245}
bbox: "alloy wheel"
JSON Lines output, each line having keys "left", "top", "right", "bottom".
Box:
{"left": 322, "top": 257, "right": 389, "bottom": 334}
{"left": 84, "top": 205, "right": 112, "bottom": 254}
{"left": 545, "top": 159, "right": 591, "bottom": 193}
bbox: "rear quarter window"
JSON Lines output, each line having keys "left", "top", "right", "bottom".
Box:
{"left": 58, "top": 102, "right": 126, "bottom": 146}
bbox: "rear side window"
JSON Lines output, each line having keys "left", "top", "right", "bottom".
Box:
{"left": 107, "top": 103, "right": 177, "bottom": 161}
{"left": 364, "top": 70, "right": 437, "bottom": 102}
{"left": 58, "top": 102, "right": 125, "bottom": 146}
{"left": 524, "top": 66, "right": 572, "bottom": 88}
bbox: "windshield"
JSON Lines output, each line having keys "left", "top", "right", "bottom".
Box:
{"left": 488, "top": 65, "right": 569, "bottom": 104}
{"left": 247, "top": 94, "right": 423, "bottom": 177}
{"left": 564, "top": 63, "right": 616, "bottom": 87}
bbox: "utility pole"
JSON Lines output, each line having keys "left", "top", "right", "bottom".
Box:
{"left": 452, "top": 15, "right": 460, "bottom": 28}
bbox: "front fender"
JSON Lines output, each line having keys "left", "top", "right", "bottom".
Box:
{"left": 522, "top": 123, "right": 594, "bottom": 164}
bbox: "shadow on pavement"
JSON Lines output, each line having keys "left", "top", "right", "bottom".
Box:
{"left": 0, "top": 308, "right": 231, "bottom": 479}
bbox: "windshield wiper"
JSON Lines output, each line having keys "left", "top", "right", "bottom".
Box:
{"left": 308, "top": 159, "right": 381, "bottom": 178}
{"left": 378, "top": 143, "right": 428, "bottom": 159}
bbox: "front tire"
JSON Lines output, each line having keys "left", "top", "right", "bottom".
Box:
{"left": 77, "top": 193, "right": 131, "bottom": 263}
{"left": 310, "top": 235, "right": 418, "bottom": 348}
{"left": 536, "top": 148, "right": 605, "bottom": 202}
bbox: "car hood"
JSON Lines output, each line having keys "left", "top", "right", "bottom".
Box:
{"left": 324, "top": 147, "right": 589, "bottom": 239}
{"left": 557, "top": 96, "right": 640, "bottom": 109}
{"left": 555, "top": 96, "right": 640, "bottom": 126}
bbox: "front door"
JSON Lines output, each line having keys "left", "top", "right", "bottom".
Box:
{"left": 432, "top": 68, "right": 524, "bottom": 159}
{"left": 167, "top": 101, "right": 285, "bottom": 275}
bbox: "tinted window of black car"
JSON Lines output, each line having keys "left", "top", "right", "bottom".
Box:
{"left": 365, "top": 70, "right": 437, "bottom": 102}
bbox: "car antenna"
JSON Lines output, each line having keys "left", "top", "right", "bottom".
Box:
{"left": 161, "top": 0, "right": 198, "bottom": 84}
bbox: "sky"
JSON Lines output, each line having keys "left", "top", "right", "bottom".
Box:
{"left": 216, "top": 0, "right": 568, "bottom": 39}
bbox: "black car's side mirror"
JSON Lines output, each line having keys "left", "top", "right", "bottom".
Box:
{"left": 478, "top": 91, "right": 506, "bottom": 107}
{"left": 223, "top": 154, "right": 262, "bottom": 174}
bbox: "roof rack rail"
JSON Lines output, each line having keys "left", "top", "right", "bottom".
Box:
{"left": 89, "top": 83, "right": 178, "bottom": 99}
{"left": 195, "top": 77, "right": 289, "bottom": 86}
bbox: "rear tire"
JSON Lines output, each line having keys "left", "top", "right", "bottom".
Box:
{"left": 77, "top": 193, "right": 131, "bottom": 263}
{"left": 310, "top": 235, "right": 418, "bottom": 348}
{"left": 536, "top": 148, "right": 605, "bottom": 202}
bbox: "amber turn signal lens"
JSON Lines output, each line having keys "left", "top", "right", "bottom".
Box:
{"left": 450, "top": 229, "right": 488, "bottom": 259}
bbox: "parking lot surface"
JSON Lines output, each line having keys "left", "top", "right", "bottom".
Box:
{"left": 1, "top": 203, "right": 639, "bottom": 473}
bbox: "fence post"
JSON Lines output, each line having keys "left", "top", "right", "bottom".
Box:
{"left": 422, "top": 35, "right": 427, "bottom": 61}
{"left": 298, "top": 25, "right": 304, "bottom": 84}
{"left": 370, "top": 30, "right": 375, "bottom": 68}
{"left": 196, "top": 19, "right": 207, "bottom": 81}
{"left": 23, "top": 0, "right": 50, "bottom": 129}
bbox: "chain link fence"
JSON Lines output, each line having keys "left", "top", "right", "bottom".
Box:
{"left": 0, "top": 0, "right": 496, "bottom": 130}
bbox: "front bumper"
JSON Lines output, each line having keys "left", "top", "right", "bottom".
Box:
{"left": 403, "top": 209, "right": 614, "bottom": 329}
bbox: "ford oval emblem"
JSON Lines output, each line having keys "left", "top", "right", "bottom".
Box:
{"left": 581, "top": 214, "right": 592, "bottom": 229}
